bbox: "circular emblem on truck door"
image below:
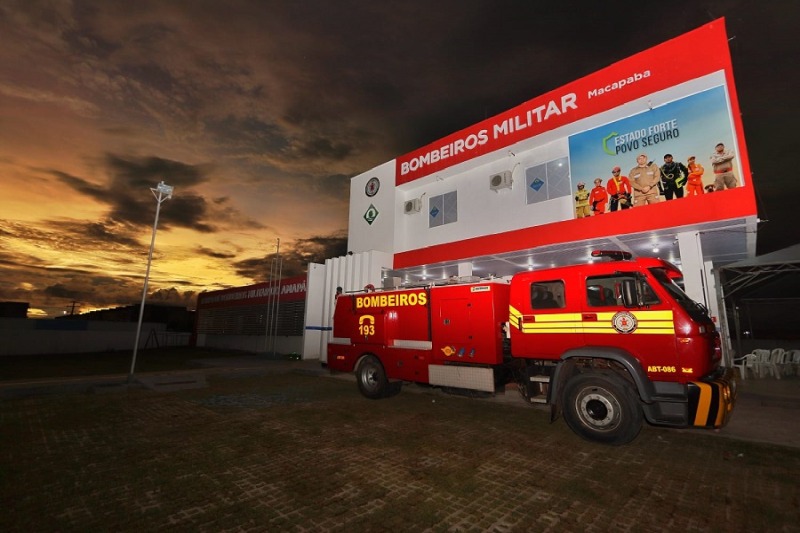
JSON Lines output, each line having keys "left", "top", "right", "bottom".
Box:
{"left": 611, "top": 311, "right": 637, "bottom": 334}
{"left": 365, "top": 177, "right": 380, "bottom": 197}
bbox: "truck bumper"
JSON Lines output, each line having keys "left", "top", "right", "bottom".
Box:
{"left": 687, "top": 366, "right": 737, "bottom": 428}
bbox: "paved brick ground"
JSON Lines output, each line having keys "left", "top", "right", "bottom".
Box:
{"left": 1, "top": 362, "right": 799, "bottom": 532}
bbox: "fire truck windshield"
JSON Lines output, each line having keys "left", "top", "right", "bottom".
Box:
{"left": 649, "top": 267, "right": 709, "bottom": 321}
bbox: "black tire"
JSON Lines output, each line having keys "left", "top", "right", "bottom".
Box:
{"left": 356, "top": 355, "right": 389, "bottom": 399}
{"left": 562, "top": 372, "right": 643, "bottom": 445}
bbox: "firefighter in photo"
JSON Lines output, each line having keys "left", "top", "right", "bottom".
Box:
{"left": 574, "top": 182, "right": 591, "bottom": 218}
{"left": 589, "top": 178, "right": 608, "bottom": 214}
{"left": 660, "top": 153, "right": 688, "bottom": 200}
{"left": 710, "top": 142, "right": 738, "bottom": 190}
{"left": 606, "top": 166, "right": 632, "bottom": 211}
{"left": 685, "top": 156, "right": 705, "bottom": 196}
{"left": 629, "top": 153, "right": 661, "bottom": 206}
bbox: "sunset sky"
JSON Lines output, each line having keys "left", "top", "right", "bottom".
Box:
{"left": 1, "top": 1, "right": 797, "bottom": 318}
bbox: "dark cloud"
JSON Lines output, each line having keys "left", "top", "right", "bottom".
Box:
{"left": 233, "top": 231, "right": 348, "bottom": 281}
{"left": 105, "top": 154, "right": 207, "bottom": 190}
{"left": 62, "top": 25, "right": 120, "bottom": 60}
{"left": 293, "top": 136, "right": 353, "bottom": 161}
{"left": 149, "top": 287, "right": 197, "bottom": 306}
{"left": 43, "top": 283, "right": 83, "bottom": 300}
{"left": 196, "top": 246, "right": 237, "bottom": 259}
{"left": 204, "top": 115, "right": 289, "bottom": 155}
{"left": 51, "top": 170, "right": 113, "bottom": 203}
{"left": 49, "top": 155, "right": 263, "bottom": 232}
{"left": 310, "top": 173, "right": 351, "bottom": 199}
{"left": 42, "top": 218, "right": 142, "bottom": 249}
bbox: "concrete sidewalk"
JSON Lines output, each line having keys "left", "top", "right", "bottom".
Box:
{"left": 717, "top": 375, "right": 800, "bottom": 448}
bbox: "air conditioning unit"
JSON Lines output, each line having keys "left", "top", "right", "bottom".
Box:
{"left": 404, "top": 198, "right": 422, "bottom": 214}
{"left": 489, "top": 171, "right": 513, "bottom": 191}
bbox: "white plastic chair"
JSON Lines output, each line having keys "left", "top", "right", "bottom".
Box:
{"left": 751, "top": 349, "right": 774, "bottom": 378}
{"left": 761, "top": 349, "right": 783, "bottom": 379}
{"left": 773, "top": 348, "right": 790, "bottom": 377}
{"left": 732, "top": 352, "right": 758, "bottom": 380}
{"left": 781, "top": 349, "right": 800, "bottom": 376}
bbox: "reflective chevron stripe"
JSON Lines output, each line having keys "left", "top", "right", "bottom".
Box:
{"left": 688, "top": 375, "right": 735, "bottom": 428}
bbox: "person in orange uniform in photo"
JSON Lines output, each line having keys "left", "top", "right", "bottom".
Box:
{"left": 685, "top": 156, "right": 705, "bottom": 196}
{"left": 589, "top": 178, "right": 608, "bottom": 214}
{"left": 606, "top": 166, "right": 632, "bottom": 211}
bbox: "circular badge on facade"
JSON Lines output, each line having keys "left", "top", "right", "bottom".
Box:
{"left": 365, "top": 177, "right": 380, "bottom": 197}
{"left": 611, "top": 311, "right": 638, "bottom": 334}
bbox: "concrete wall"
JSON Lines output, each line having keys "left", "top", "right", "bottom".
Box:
{"left": 196, "top": 333, "right": 303, "bottom": 355}
{"left": 0, "top": 318, "right": 182, "bottom": 356}
{"left": 302, "top": 263, "right": 327, "bottom": 360}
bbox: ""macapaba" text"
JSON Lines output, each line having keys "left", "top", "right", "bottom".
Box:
{"left": 588, "top": 70, "right": 651, "bottom": 99}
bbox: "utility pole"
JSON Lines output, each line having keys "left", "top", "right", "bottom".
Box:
{"left": 129, "top": 181, "right": 174, "bottom": 383}
{"left": 264, "top": 238, "right": 283, "bottom": 356}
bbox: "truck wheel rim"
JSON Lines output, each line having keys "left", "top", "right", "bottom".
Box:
{"left": 360, "top": 363, "right": 379, "bottom": 392}
{"left": 576, "top": 388, "right": 620, "bottom": 430}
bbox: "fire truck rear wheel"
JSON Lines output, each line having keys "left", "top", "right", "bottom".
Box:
{"left": 356, "top": 355, "right": 390, "bottom": 399}
{"left": 562, "top": 372, "right": 643, "bottom": 445}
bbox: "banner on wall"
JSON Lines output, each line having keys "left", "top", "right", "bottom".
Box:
{"left": 567, "top": 86, "right": 741, "bottom": 218}
{"left": 197, "top": 275, "right": 307, "bottom": 309}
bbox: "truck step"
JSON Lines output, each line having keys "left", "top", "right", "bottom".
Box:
{"left": 529, "top": 375, "right": 551, "bottom": 383}
{"left": 529, "top": 397, "right": 548, "bottom": 404}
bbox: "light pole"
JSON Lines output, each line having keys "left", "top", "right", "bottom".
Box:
{"left": 129, "top": 181, "right": 174, "bottom": 383}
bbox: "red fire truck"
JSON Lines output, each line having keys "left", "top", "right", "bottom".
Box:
{"left": 327, "top": 251, "right": 736, "bottom": 444}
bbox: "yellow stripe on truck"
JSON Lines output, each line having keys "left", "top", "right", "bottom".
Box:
{"left": 509, "top": 308, "right": 675, "bottom": 335}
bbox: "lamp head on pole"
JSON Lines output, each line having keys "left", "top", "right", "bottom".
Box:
{"left": 153, "top": 181, "right": 174, "bottom": 199}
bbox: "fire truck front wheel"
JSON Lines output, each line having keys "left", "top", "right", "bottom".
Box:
{"left": 562, "top": 372, "right": 643, "bottom": 445}
{"left": 356, "top": 355, "right": 391, "bottom": 399}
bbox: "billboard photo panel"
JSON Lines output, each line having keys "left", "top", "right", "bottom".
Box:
{"left": 568, "top": 85, "right": 742, "bottom": 218}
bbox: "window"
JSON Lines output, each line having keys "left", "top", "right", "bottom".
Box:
{"left": 585, "top": 274, "right": 659, "bottom": 308}
{"left": 531, "top": 281, "right": 565, "bottom": 309}
{"left": 649, "top": 267, "right": 708, "bottom": 320}
{"left": 429, "top": 191, "right": 457, "bottom": 228}
{"left": 525, "top": 157, "right": 571, "bottom": 205}
{"left": 586, "top": 283, "right": 617, "bottom": 307}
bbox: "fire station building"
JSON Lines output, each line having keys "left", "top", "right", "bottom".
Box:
{"left": 195, "top": 275, "right": 307, "bottom": 355}
{"left": 302, "top": 19, "right": 756, "bottom": 363}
